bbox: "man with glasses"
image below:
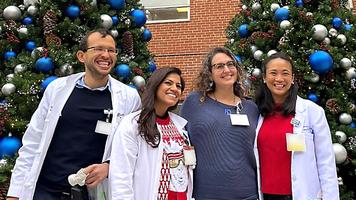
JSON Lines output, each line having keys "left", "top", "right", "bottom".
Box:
{"left": 6, "top": 28, "right": 141, "bottom": 200}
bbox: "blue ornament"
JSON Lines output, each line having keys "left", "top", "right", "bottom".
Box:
{"left": 309, "top": 51, "right": 333, "bottom": 74}
{"left": 116, "top": 64, "right": 131, "bottom": 78}
{"left": 130, "top": 9, "right": 147, "bottom": 27}
{"left": 41, "top": 76, "right": 57, "bottom": 90}
{"left": 295, "top": 0, "right": 303, "bottom": 7}
{"left": 22, "top": 17, "right": 33, "bottom": 25}
{"left": 25, "top": 41, "right": 36, "bottom": 51}
{"left": 66, "top": 5, "right": 80, "bottom": 19}
{"left": 4, "top": 51, "right": 17, "bottom": 61}
{"left": 112, "top": 15, "right": 119, "bottom": 26}
{"left": 235, "top": 55, "right": 242, "bottom": 63}
{"left": 107, "top": 0, "right": 125, "bottom": 10}
{"left": 148, "top": 61, "right": 156, "bottom": 72}
{"left": 143, "top": 29, "right": 152, "bottom": 42}
{"left": 35, "top": 57, "right": 54, "bottom": 73}
{"left": 274, "top": 8, "right": 289, "bottom": 21}
{"left": 344, "top": 24, "right": 353, "bottom": 31}
{"left": 0, "top": 136, "right": 21, "bottom": 158}
{"left": 308, "top": 93, "right": 318, "bottom": 103}
{"left": 238, "top": 24, "right": 249, "bottom": 38}
{"left": 332, "top": 17, "right": 343, "bottom": 29}
{"left": 350, "top": 122, "right": 356, "bottom": 128}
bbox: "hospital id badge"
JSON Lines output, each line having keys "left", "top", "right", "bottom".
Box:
{"left": 286, "top": 133, "right": 306, "bottom": 152}
{"left": 183, "top": 146, "right": 196, "bottom": 166}
{"left": 230, "top": 114, "right": 250, "bottom": 126}
{"left": 95, "top": 120, "right": 112, "bottom": 135}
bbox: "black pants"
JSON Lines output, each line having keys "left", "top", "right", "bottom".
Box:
{"left": 263, "top": 193, "right": 292, "bottom": 200}
{"left": 33, "top": 184, "right": 88, "bottom": 200}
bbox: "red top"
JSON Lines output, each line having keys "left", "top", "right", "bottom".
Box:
{"left": 257, "top": 112, "right": 294, "bottom": 195}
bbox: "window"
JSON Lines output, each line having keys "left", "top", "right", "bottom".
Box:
{"left": 140, "top": 0, "right": 190, "bottom": 23}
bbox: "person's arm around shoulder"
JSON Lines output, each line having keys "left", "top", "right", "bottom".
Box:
{"left": 309, "top": 102, "right": 339, "bottom": 200}
{"left": 109, "top": 113, "right": 139, "bottom": 200}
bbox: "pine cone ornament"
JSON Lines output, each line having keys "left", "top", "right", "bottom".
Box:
{"left": 324, "top": 71, "right": 335, "bottom": 85}
{"left": 132, "top": 67, "right": 144, "bottom": 76}
{"left": 43, "top": 10, "right": 58, "bottom": 35}
{"left": 238, "top": 39, "right": 248, "bottom": 49}
{"left": 294, "top": 73, "right": 304, "bottom": 88}
{"left": 122, "top": 31, "right": 134, "bottom": 57}
{"left": 5, "top": 31, "right": 20, "bottom": 43}
{"left": 326, "top": 98, "right": 340, "bottom": 114}
{"left": 45, "top": 33, "right": 62, "bottom": 47}
{"left": 0, "top": 179, "right": 10, "bottom": 200}
{"left": 331, "top": 0, "right": 340, "bottom": 10}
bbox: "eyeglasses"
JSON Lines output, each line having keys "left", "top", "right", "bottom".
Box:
{"left": 212, "top": 61, "right": 237, "bottom": 71}
{"left": 86, "top": 47, "right": 118, "bottom": 55}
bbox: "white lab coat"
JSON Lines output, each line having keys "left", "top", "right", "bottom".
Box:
{"left": 254, "top": 96, "right": 339, "bottom": 200}
{"left": 7, "top": 72, "right": 141, "bottom": 200}
{"left": 109, "top": 111, "right": 194, "bottom": 200}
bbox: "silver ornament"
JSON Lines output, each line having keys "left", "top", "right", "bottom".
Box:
{"left": 229, "top": 38, "right": 235, "bottom": 44}
{"left": 339, "top": 113, "right": 352, "bottom": 124}
{"left": 252, "top": 2, "right": 261, "bottom": 11}
{"left": 252, "top": 68, "right": 262, "bottom": 78}
{"left": 323, "top": 37, "right": 331, "bottom": 45}
{"left": 86, "top": 0, "right": 97, "bottom": 6}
{"left": 14, "top": 64, "right": 26, "bottom": 73}
{"left": 1, "top": 83, "right": 16, "bottom": 96}
{"left": 253, "top": 50, "right": 263, "bottom": 61}
{"left": 27, "top": 5, "right": 38, "bottom": 16}
{"left": 250, "top": 45, "right": 258, "bottom": 53}
{"left": 110, "top": 30, "right": 119, "bottom": 38}
{"left": 333, "top": 143, "right": 347, "bottom": 164}
{"left": 340, "top": 58, "right": 352, "bottom": 69}
{"left": 24, "top": 0, "right": 40, "bottom": 7}
{"left": 18, "top": 4, "right": 26, "bottom": 11}
{"left": 100, "top": 14, "right": 113, "bottom": 29}
{"left": 270, "top": 3, "right": 280, "bottom": 12}
{"left": 267, "top": 50, "right": 277, "bottom": 57}
{"left": 242, "top": 5, "right": 248, "bottom": 10}
{"left": 346, "top": 67, "right": 356, "bottom": 79}
{"left": 350, "top": 103, "right": 356, "bottom": 112}
{"left": 3, "top": 6, "right": 22, "bottom": 20}
{"left": 280, "top": 20, "right": 291, "bottom": 30}
{"left": 309, "top": 72, "right": 320, "bottom": 83}
{"left": 329, "top": 28, "right": 338, "bottom": 37}
{"left": 312, "top": 24, "right": 327, "bottom": 41}
{"left": 59, "top": 63, "right": 74, "bottom": 75}
{"left": 0, "top": 26, "right": 2, "bottom": 34}
{"left": 306, "top": 12, "right": 313, "bottom": 17}
{"left": 6, "top": 74, "right": 14, "bottom": 82}
{"left": 18, "top": 27, "right": 28, "bottom": 35}
{"left": 336, "top": 34, "right": 347, "bottom": 45}
{"left": 31, "top": 47, "right": 45, "bottom": 58}
{"left": 132, "top": 75, "right": 146, "bottom": 88}
{"left": 125, "top": 19, "right": 131, "bottom": 26}
{"left": 335, "top": 131, "right": 347, "bottom": 143}
{"left": 0, "top": 159, "right": 7, "bottom": 167}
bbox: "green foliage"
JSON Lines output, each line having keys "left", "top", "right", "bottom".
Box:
{"left": 226, "top": 0, "right": 356, "bottom": 197}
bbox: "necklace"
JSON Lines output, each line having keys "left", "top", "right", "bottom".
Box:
{"left": 212, "top": 92, "right": 236, "bottom": 106}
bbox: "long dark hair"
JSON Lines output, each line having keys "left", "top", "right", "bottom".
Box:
{"left": 195, "top": 47, "right": 246, "bottom": 102}
{"left": 138, "top": 67, "right": 185, "bottom": 148}
{"left": 255, "top": 52, "right": 298, "bottom": 117}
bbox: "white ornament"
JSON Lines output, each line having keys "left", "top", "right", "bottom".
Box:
{"left": 250, "top": 45, "right": 258, "bottom": 53}
{"left": 18, "top": 27, "right": 28, "bottom": 35}
{"left": 0, "top": 159, "right": 7, "bottom": 167}
{"left": 336, "top": 34, "right": 347, "bottom": 45}
{"left": 242, "top": 5, "right": 248, "bottom": 10}
{"left": 333, "top": 143, "right": 347, "bottom": 164}
{"left": 312, "top": 24, "right": 327, "bottom": 41}
{"left": 59, "top": 63, "right": 74, "bottom": 75}
{"left": 27, "top": 5, "right": 38, "bottom": 16}
{"left": 309, "top": 72, "right": 320, "bottom": 83}
{"left": 24, "top": 0, "right": 40, "bottom": 7}
{"left": 252, "top": 68, "right": 262, "bottom": 78}
{"left": 110, "top": 30, "right": 119, "bottom": 38}
{"left": 346, "top": 67, "right": 356, "bottom": 79}
{"left": 14, "top": 64, "right": 26, "bottom": 73}
{"left": 339, "top": 113, "right": 352, "bottom": 124}
{"left": 252, "top": 2, "right": 261, "bottom": 11}
{"left": 335, "top": 131, "right": 347, "bottom": 143}
{"left": 253, "top": 50, "right": 263, "bottom": 61}
{"left": 229, "top": 38, "right": 235, "bottom": 44}
{"left": 270, "top": 3, "right": 280, "bottom": 12}
{"left": 86, "top": 0, "right": 97, "bottom": 6}
{"left": 132, "top": 75, "right": 146, "bottom": 88}
{"left": 3, "top": 6, "right": 22, "bottom": 20}
{"left": 280, "top": 20, "right": 291, "bottom": 30}
{"left": 31, "top": 47, "right": 45, "bottom": 58}
{"left": 329, "top": 28, "right": 338, "bottom": 37}
{"left": 340, "top": 58, "right": 352, "bottom": 69}
{"left": 323, "top": 37, "right": 331, "bottom": 45}
{"left": 267, "top": 50, "right": 277, "bottom": 57}
{"left": 306, "top": 12, "right": 313, "bottom": 17}
{"left": 19, "top": 4, "right": 26, "bottom": 10}
{"left": 100, "top": 14, "right": 113, "bottom": 29}
{"left": 6, "top": 74, "right": 14, "bottom": 82}
{"left": 1, "top": 83, "right": 16, "bottom": 96}
{"left": 125, "top": 19, "right": 131, "bottom": 26}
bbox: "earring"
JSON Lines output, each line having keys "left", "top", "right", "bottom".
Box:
{"left": 263, "top": 80, "right": 266, "bottom": 83}
{"left": 209, "top": 81, "right": 214, "bottom": 88}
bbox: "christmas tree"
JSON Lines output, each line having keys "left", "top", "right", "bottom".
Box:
{"left": 226, "top": 0, "right": 356, "bottom": 198}
{"left": 0, "top": 0, "right": 155, "bottom": 197}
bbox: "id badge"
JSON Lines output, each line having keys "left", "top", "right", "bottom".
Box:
{"left": 230, "top": 114, "right": 250, "bottom": 126}
{"left": 183, "top": 146, "right": 196, "bottom": 166}
{"left": 286, "top": 133, "right": 306, "bottom": 152}
{"left": 95, "top": 120, "right": 112, "bottom": 135}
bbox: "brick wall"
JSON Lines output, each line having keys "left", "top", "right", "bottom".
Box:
{"left": 353, "top": 0, "right": 356, "bottom": 14}
{"left": 146, "top": 0, "right": 240, "bottom": 97}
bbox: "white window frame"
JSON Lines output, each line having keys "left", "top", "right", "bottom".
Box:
{"left": 347, "top": 0, "right": 354, "bottom": 9}
{"left": 141, "top": 0, "right": 190, "bottom": 23}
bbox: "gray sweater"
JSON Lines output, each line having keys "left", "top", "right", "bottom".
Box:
{"left": 180, "top": 91, "right": 259, "bottom": 200}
